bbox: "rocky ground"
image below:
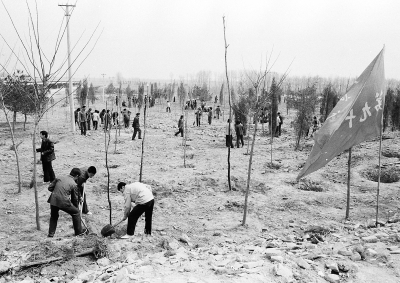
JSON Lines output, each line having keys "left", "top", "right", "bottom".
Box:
{"left": 1, "top": 98, "right": 400, "bottom": 283}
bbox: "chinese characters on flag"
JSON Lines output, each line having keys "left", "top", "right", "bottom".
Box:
{"left": 297, "top": 48, "right": 385, "bottom": 180}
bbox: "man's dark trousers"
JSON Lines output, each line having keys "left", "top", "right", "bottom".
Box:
{"left": 132, "top": 128, "right": 142, "bottom": 140}
{"left": 226, "top": 135, "right": 234, "bottom": 148}
{"left": 80, "top": 122, "right": 86, "bottom": 135}
{"left": 236, "top": 135, "right": 244, "bottom": 148}
{"left": 175, "top": 128, "right": 183, "bottom": 137}
{"left": 42, "top": 161, "right": 55, "bottom": 182}
{"left": 49, "top": 204, "right": 82, "bottom": 236}
{"left": 127, "top": 199, "right": 154, "bottom": 235}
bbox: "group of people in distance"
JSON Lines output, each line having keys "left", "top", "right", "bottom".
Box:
{"left": 36, "top": 130, "right": 153, "bottom": 239}
{"left": 74, "top": 106, "right": 135, "bottom": 136}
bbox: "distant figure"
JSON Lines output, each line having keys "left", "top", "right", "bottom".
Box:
{"left": 112, "top": 111, "right": 119, "bottom": 126}
{"left": 275, "top": 112, "right": 282, "bottom": 137}
{"left": 215, "top": 106, "right": 221, "bottom": 119}
{"left": 132, "top": 113, "right": 142, "bottom": 140}
{"left": 175, "top": 115, "right": 184, "bottom": 137}
{"left": 92, "top": 110, "right": 100, "bottom": 130}
{"left": 311, "top": 116, "right": 319, "bottom": 137}
{"left": 225, "top": 119, "right": 234, "bottom": 148}
{"left": 195, "top": 108, "right": 202, "bottom": 127}
{"left": 86, "top": 108, "right": 92, "bottom": 130}
{"left": 100, "top": 109, "right": 106, "bottom": 125}
{"left": 215, "top": 95, "right": 218, "bottom": 104}
{"left": 208, "top": 107, "right": 213, "bottom": 125}
{"left": 36, "top": 130, "right": 56, "bottom": 183}
{"left": 166, "top": 101, "right": 171, "bottom": 113}
{"left": 74, "top": 108, "right": 80, "bottom": 129}
{"left": 104, "top": 110, "right": 112, "bottom": 131}
{"left": 235, "top": 120, "right": 244, "bottom": 148}
{"left": 123, "top": 108, "right": 130, "bottom": 128}
{"left": 78, "top": 106, "right": 87, "bottom": 136}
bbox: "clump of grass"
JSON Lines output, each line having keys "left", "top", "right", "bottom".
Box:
{"left": 185, "top": 164, "right": 195, "bottom": 168}
{"left": 185, "top": 153, "right": 195, "bottom": 159}
{"left": 364, "top": 166, "right": 400, "bottom": 183}
{"left": 265, "top": 162, "right": 281, "bottom": 170}
{"left": 298, "top": 179, "right": 324, "bottom": 192}
{"left": 382, "top": 150, "right": 400, "bottom": 158}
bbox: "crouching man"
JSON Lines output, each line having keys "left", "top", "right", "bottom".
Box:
{"left": 47, "top": 168, "right": 88, "bottom": 237}
{"left": 117, "top": 181, "right": 154, "bottom": 239}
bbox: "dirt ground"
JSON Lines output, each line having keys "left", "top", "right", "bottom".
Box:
{"left": 1, "top": 96, "right": 400, "bottom": 283}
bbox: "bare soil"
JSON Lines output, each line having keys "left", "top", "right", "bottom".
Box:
{"left": 1, "top": 99, "right": 400, "bottom": 283}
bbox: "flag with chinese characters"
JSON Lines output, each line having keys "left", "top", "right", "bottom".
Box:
{"left": 297, "top": 48, "right": 385, "bottom": 180}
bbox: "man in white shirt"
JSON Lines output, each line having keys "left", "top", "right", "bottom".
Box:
{"left": 118, "top": 182, "right": 154, "bottom": 238}
{"left": 92, "top": 110, "right": 100, "bottom": 130}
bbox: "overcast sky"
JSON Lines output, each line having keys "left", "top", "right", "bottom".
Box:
{"left": 1, "top": 0, "right": 399, "bottom": 82}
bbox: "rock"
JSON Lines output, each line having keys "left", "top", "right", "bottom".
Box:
{"left": 266, "top": 240, "right": 280, "bottom": 248}
{"left": 325, "top": 261, "right": 339, "bottom": 273}
{"left": 125, "top": 252, "right": 139, "bottom": 263}
{"left": 337, "top": 261, "right": 351, "bottom": 272}
{"left": 19, "top": 277, "right": 35, "bottom": 283}
{"left": 351, "top": 253, "right": 362, "bottom": 261}
{"left": 273, "top": 264, "right": 293, "bottom": 282}
{"left": 169, "top": 239, "right": 181, "bottom": 250}
{"left": 374, "top": 232, "right": 389, "bottom": 239}
{"left": 108, "top": 243, "right": 122, "bottom": 260}
{"left": 325, "top": 273, "right": 340, "bottom": 283}
{"left": 270, "top": 256, "right": 284, "bottom": 263}
{"left": 0, "top": 261, "right": 10, "bottom": 273}
{"left": 362, "top": 235, "right": 378, "bottom": 243}
{"left": 97, "top": 257, "right": 110, "bottom": 267}
{"left": 242, "top": 260, "right": 264, "bottom": 269}
{"left": 115, "top": 267, "right": 129, "bottom": 283}
{"left": 265, "top": 248, "right": 283, "bottom": 258}
{"left": 390, "top": 249, "right": 400, "bottom": 254}
{"left": 295, "top": 258, "right": 310, "bottom": 269}
{"left": 338, "top": 249, "right": 353, "bottom": 256}
{"left": 179, "top": 233, "right": 190, "bottom": 244}
{"left": 78, "top": 271, "right": 96, "bottom": 282}
{"left": 365, "top": 248, "right": 377, "bottom": 257}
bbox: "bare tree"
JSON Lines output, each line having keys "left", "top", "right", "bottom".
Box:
{"left": 223, "top": 16, "right": 233, "bottom": 191}
{"left": 0, "top": 2, "right": 101, "bottom": 230}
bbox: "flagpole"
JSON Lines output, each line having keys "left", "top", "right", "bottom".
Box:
{"left": 345, "top": 147, "right": 352, "bottom": 220}
{"left": 375, "top": 124, "right": 383, "bottom": 226}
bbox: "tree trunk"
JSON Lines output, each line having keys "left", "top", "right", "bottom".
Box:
{"left": 105, "top": 102, "right": 112, "bottom": 225}
{"left": 1, "top": 103, "right": 22, "bottom": 193}
{"left": 32, "top": 120, "right": 41, "bottom": 230}
{"left": 24, "top": 113, "right": 27, "bottom": 131}
{"left": 13, "top": 110, "right": 17, "bottom": 132}
{"left": 139, "top": 99, "right": 147, "bottom": 182}
{"left": 223, "top": 17, "right": 232, "bottom": 191}
{"left": 243, "top": 119, "right": 258, "bottom": 225}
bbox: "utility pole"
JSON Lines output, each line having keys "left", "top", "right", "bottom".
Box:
{"left": 101, "top": 73, "right": 106, "bottom": 102}
{"left": 59, "top": 3, "right": 76, "bottom": 132}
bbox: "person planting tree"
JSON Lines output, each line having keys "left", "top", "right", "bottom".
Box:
{"left": 117, "top": 181, "right": 154, "bottom": 239}
{"left": 47, "top": 168, "right": 88, "bottom": 237}
{"left": 76, "top": 166, "right": 97, "bottom": 215}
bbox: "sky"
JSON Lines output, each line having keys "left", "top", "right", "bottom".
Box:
{"left": 0, "top": 0, "right": 399, "bottom": 83}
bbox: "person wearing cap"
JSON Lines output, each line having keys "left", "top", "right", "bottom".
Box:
{"left": 78, "top": 106, "right": 87, "bottom": 136}
{"left": 117, "top": 182, "right": 154, "bottom": 239}
{"left": 47, "top": 168, "right": 88, "bottom": 237}
{"left": 132, "top": 113, "right": 142, "bottom": 140}
{"left": 76, "top": 166, "right": 97, "bottom": 215}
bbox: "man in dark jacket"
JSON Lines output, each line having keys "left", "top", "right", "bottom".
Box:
{"left": 174, "top": 115, "right": 184, "bottom": 137}
{"left": 47, "top": 168, "right": 87, "bottom": 237}
{"left": 132, "top": 113, "right": 142, "bottom": 140}
{"left": 36, "top": 130, "right": 56, "bottom": 183}
{"left": 76, "top": 166, "right": 97, "bottom": 215}
{"left": 235, "top": 120, "right": 244, "bottom": 148}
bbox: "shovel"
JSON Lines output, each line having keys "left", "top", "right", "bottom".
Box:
{"left": 101, "top": 220, "right": 124, "bottom": 237}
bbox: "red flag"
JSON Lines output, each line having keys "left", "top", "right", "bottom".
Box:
{"left": 297, "top": 48, "right": 385, "bottom": 180}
